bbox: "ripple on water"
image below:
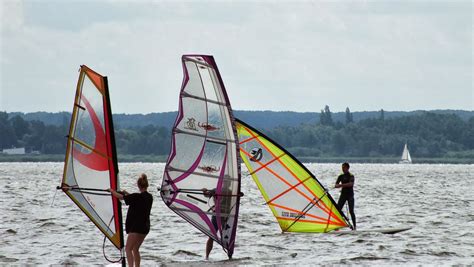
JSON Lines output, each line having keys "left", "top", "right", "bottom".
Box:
{"left": 429, "top": 250, "right": 459, "bottom": 257}
{"left": 172, "top": 250, "right": 200, "bottom": 257}
{"left": 39, "top": 222, "right": 56, "bottom": 228}
{"left": 0, "top": 255, "right": 19, "bottom": 263}
{"left": 400, "top": 249, "right": 418, "bottom": 255}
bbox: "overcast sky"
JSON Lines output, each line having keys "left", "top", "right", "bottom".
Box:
{"left": 0, "top": 0, "right": 472, "bottom": 114}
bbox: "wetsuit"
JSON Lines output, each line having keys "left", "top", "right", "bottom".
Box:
{"left": 123, "top": 191, "right": 153, "bottom": 234}
{"left": 336, "top": 172, "right": 356, "bottom": 229}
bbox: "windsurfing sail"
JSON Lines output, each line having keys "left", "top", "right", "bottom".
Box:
{"left": 160, "top": 55, "right": 242, "bottom": 258}
{"left": 399, "top": 143, "right": 412, "bottom": 164}
{"left": 59, "top": 65, "right": 124, "bottom": 260}
{"left": 236, "top": 119, "right": 350, "bottom": 233}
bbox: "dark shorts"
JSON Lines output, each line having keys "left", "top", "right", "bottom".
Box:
{"left": 126, "top": 222, "right": 150, "bottom": 235}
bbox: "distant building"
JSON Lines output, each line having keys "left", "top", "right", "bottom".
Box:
{"left": 2, "top": 147, "right": 26, "bottom": 155}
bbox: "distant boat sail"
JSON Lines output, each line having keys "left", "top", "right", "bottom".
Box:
{"left": 399, "top": 143, "right": 412, "bottom": 164}
{"left": 236, "top": 119, "right": 350, "bottom": 233}
{"left": 58, "top": 65, "right": 124, "bottom": 264}
{"left": 160, "top": 55, "right": 242, "bottom": 258}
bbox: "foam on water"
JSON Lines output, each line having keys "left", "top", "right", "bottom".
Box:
{"left": 0, "top": 162, "right": 473, "bottom": 265}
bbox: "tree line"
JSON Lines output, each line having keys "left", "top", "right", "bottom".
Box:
{"left": 0, "top": 112, "right": 171, "bottom": 156}
{"left": 268, "top": 107, "right": 474, "bottom": 158}
{"left": 1, "top": 109, "right": 473, "bottom": 159}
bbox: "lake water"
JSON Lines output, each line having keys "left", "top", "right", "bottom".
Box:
{"left": 0, "top": 162, "right": 473, "bottom": 265}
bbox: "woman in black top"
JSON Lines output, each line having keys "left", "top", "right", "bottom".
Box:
{"left": 109, "top": 173, "right": 153, "bottom": 267}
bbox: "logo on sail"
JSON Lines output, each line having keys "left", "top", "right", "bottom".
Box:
{"left": 198, "top": 165, "right": 220, "bottom": 173}
{"left": 282, "top": 211, "right": 305, "bottom": 219}
{"left": 184, "top": 118, "right": 198, "bottom": 131}
{"left": 250, "top": 148, "right": 263, "bottom": 162}
{"left": 198, "top": 122, "right": 220, "bottom": 131}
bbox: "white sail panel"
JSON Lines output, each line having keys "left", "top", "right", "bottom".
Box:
{"left": 161, "top": 55, "right": 242, "bottom": 258}
{"left": 60, "top": 65, "right": 124, "bottom": 251}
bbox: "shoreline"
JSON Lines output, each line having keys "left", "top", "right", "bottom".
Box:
{"left": 0, "top": 154, "right": 472, "bottom": 164}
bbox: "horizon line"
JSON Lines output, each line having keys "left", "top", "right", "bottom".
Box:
{"left": 3, "top": 108, "right": 473, "bottom": 115}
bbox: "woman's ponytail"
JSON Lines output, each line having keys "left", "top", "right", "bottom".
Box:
{"left": 138, "top": 173, "right": 149, "bottom": 189}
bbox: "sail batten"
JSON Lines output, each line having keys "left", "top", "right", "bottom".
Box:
{"left": 236, "top": 119, "right": 349, "bottom": 232}
{"left": 161, "top": 55, "right": 241, "bottom": 258}
{"left": 60, "top": 65, "right": 124, "bottom": 255}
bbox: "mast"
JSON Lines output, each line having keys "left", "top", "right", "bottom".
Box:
{"left": 103, "top": 76, "right": 125, "bottom": 266}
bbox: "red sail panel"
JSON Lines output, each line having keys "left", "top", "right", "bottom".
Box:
{"left": 61, "top": 65, "right": 124, "bottom": 250}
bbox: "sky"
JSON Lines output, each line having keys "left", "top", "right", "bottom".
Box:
{"left": 0, "top": 0, "right": 472, "bottom": 114}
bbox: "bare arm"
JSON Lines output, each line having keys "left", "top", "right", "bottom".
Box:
{"left": 107, "top": 188, "right": 126, "bottom": 200}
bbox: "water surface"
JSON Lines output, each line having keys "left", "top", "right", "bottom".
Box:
{"left": 0, "top": 163, "right": 472, "bottom": 265}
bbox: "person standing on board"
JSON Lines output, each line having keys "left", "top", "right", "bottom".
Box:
{"left": 335, "top": 162, "right": 356, "bottom": 230}
{"left": 202, "top": 187, "right": 217, "bottom": 260}
{"left": 109, "top": 173, "right": 153, "bottom": 267}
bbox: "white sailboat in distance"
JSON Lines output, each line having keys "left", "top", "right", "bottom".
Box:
{"left": 399, "top": 143, "right": 412, "bottom": 164}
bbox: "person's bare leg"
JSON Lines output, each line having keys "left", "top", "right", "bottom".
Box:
{"left": 205, "top": 237, "right": 213, "bottom": 260}
{"left": 132, "top": 234, "right": 146, "bottom": 267}
{"left": 126, "top": 234, "right": 138, "bottom": 267}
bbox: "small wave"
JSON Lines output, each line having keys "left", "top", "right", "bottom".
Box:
{"left": 68, "top": 253, "right": 88, "bottom": 258}
{"left": 172, "top": 250, "right": 200, "bottom": 257}
{"left": 400, "top": 249, "right": 418, "bottom": 255}
{"left": 58, "top": 259, "right": 79, "bottom": 265}
{"left": 5, "top": 229, "right": 17, "bottom": 234}
{"left": 262, "top": 244, "right": 285, "bottom": 250}
{"left": 217, "top": 256, "right": 252, "bottom": 263}
{"left": 341, "top": 256, "right": 391, "bottom": 263}
{"left": 39, "top": 222, "right": 56, "bottom": 227}
{"left": 0, "top": 255, "right": 19, "bottom": 263}
{"left": 430, "top": 251, "right": 458, "bottom": 257}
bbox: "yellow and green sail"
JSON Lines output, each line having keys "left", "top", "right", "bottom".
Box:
{"left": 236, "top": 119, "right": 349, "bottom": 232}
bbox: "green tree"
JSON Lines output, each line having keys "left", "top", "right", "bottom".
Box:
{"left": 10, "top": 115, "right": 30, "bottom": 140}
{"left": 345, "top": 107, "right": 353, "bottom": 124}
{"left": 320, "top": 105, "right": 333, "bottom": 126}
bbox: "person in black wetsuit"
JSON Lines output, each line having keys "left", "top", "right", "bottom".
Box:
{"left": 109, "top": 173, "right": 153, "bottom": 267}
{"left": 335, "top": 162, "right": 356, "bottom": 230}
{"left": 202, "top": 188, "right": 217, "bottom": 260}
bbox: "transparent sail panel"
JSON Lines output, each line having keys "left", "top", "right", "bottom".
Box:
{"left": 161, "top": 55, "right": 241, "bottom": 258}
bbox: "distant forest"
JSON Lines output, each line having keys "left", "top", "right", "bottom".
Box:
{"left": 1, "top": 108, "right": 473, "bottom": 160}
